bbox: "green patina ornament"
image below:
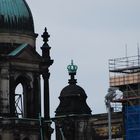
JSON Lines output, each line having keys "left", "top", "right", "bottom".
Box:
{"left": 67, "top": 60, "right": 78, "bottom": 74}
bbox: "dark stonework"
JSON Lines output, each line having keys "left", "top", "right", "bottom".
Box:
{"left": 0, "top": 0, "right": 53, "bottom": 139}
{"left": 55, "top": 61, "right": 92, "bottom": 140}
{"left": 56, "top": 84, "right": 91, "bottom": 116}
{"left": 41, "top": 28, "right": 53, "bottom": 120}
{"left": 55, "top": 61, "right": 91, "bottom": 116}
{"left": 40, "top": 28, "right": 54, "bottom": 140}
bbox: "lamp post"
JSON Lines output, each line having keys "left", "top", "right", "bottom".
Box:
{"left": 105, "top": 87, "right": 117, "bottom": 140}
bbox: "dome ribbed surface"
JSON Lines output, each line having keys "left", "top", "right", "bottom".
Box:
{"left": 55, "top": 84, "right": 91, "bottom": 116}
{"left": 60, "top": 84, "right": 87, "bottom": 98}
{"left": 0, "top": 0, "right": 34, "bottom": 34}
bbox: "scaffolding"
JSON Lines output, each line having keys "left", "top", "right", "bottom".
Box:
{"left": 109, "top": 55, "right": 140, "bottom": 140}
{"left": 15, "top": 93, "right": 23, "bottom": 118}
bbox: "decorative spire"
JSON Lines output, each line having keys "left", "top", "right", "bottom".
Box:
{"left": 67, "top": 60, "right": 78, "bottom": 84}
{"left": 41, "top": 27, "right": 52, "bottom": 58}
{"left": 41, "top": 27, "right": 50, "bottom": 45}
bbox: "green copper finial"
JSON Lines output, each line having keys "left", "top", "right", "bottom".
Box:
{"left": 67, "top": 60, "right": 78, "bottom": 74}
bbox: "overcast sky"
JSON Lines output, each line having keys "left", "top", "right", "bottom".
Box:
{"left": 26, "top": 0, "right": 140, "bottom": 116}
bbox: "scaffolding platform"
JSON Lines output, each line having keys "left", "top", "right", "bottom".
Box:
{"left": 109, "top": 55, "right": 140, "bottom": 73}
{"left": 109, "top": 54, "right": 140, "bottom": 140}
{"left": 110, "top": 73, "right": 140, "bottom": 87}
{"left": 109, "top": 55, "right": 140, "bottom": 87}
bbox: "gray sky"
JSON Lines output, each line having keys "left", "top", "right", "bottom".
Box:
{"left": 26, "top": 0, "right": 140, "bottom": 116}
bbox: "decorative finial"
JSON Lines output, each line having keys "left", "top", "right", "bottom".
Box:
{"left": 41, "top": 27, "right": 50, "bottom": 44}
{"left": 67, "top": 60, "right": 78, "bottom": 85}
{"left": 67, "top": 60, "right": 78, "bottom": 74}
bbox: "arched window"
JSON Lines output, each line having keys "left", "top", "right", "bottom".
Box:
{"left": 15, "top": 83, "right": 24, "bottom": 118}
{"left": 14, "top": 75, "right": 33, "bottom": 118}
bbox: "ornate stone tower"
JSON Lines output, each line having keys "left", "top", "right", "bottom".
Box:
{"left": 0, "top": 0, "right": 53, "bottom": 140}
{"left": 55, "top": 61, "right": 91, "bottom": 140}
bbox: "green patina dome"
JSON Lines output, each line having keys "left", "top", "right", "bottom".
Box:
{"left": 0, "top": 0, "right": 34, "bottom": 34}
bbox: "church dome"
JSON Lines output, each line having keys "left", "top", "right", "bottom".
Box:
{"left": 0, "top": 0, "right": 34, "bottom": 34}
{"left": 55, "top": 61, "right": 91, "bottom": 116}
{"left": 55, "top": 84, "right": 91, "bottom": 116}
{"left": 60, "top": 84, "right": 87, "bottom": 98}
{"left": 0, "top": 0, "right": 36, "bottom": 47}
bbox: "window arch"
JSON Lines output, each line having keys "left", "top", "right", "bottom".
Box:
{"left": 14, "top": 74, "right": 32, "bottom": 118}
{"left": 15, "top": 83, "right": 24, "bottom": 118}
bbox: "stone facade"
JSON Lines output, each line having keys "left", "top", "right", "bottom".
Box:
{"left": 0, "top": 0, "right": 54, "bottom": 139}
{"left": 54, "top": 112, "right": 123, "bottom": 140}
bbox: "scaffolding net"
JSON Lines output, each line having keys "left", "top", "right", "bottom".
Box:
{"left": 125, "top": 106, "right": 140, "bottom": 140}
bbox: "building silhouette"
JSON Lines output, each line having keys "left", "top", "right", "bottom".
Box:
{"left": 0, "top": 0, "right": 53, "bottom": 140}
{"left": 54, "top": 61, "right": 123, "bottom": 140}
{"left": 55, "top": 60, "right": 92, "bottom": 140}
{"left": 0, "top": 0, "right": 139, "bottom": 140}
